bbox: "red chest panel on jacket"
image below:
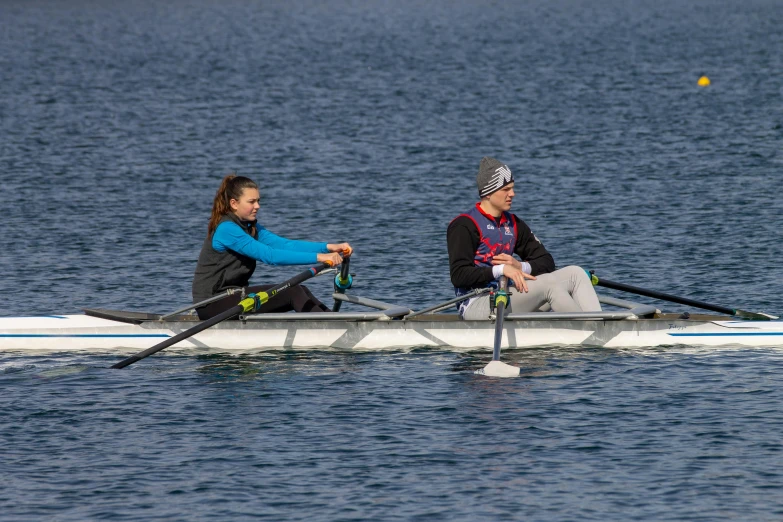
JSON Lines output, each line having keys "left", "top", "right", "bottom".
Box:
{"left": 459, "top": 203, "right": 517, "bottom": 268}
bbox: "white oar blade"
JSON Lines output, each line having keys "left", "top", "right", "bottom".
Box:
{"left": 736, "top": 310, "right": 779, "bottom": 320}
{"left": 475, "top": 360, "right": 520, "bottom": 378}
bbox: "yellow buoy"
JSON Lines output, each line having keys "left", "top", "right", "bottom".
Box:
{"left": 698, "top": 76, "right": 711, "bottom": 87}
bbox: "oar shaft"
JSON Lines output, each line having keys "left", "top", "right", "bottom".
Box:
{"left": 159, "top": 288, "right": 242, "bottom": 321}
{"left": 492, "top": 277, "right": 509, "bottom": 362}
{"left": 112, "top": 263, "right": 330, "bottom": 369}
{"left": 408, "top": 287, "right": 491, "bottom": 318}
{"left": 595, "top": 277, "right": 736, "bottom": 316}
{"left": 332, "top": 256, "right": 352, "bottom": 312}
{"left": 111, "top": 304, "right": 242, "bottom": 369}
{"left": 338, "top": 257, "right": 351, "bottom": 281}
{"left": 492, "top": 300, "right": 506, "bottom": 361}
{"left": 476, "top": 276, "right": 521, "bottom": 377}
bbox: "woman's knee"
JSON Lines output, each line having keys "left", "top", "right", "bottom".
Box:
{"left": 298, "top": 285, "right": 316, "bottom": 297}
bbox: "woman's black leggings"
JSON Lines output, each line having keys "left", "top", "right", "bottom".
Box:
{"left": 196, "top": 284, "right": 330, "bottom": 320}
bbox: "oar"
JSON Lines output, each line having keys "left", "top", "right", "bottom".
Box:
{"left": 111, "top": 262, "right": 333, "bottom": 369}
{"left": 590, "top": 272, "right": 778, "bottom": 321}
{"left": 332, "top": 255, "right": 352, "bottom": 312}
{"left": 476, "top": 277, "right": 521, "bottom": 377}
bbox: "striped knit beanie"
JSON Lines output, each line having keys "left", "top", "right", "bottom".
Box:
{"left": 476, "top": 157, "right": 514, "bottom": 197}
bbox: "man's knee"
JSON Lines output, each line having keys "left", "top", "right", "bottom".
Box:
{"left": 559, "top": 265, "right": 589, "bottom": 280}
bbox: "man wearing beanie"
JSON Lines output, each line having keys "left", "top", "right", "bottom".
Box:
{"left": 447, "top": 156, "right": 601, "bottom": 319}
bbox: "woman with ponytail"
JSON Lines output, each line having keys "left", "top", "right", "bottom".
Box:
{"left": 192, "top": 174, "right": 351, "bottom": 319}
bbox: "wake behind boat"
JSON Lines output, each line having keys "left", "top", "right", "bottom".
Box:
{"left": 2, "top": 290, "right": 782, "bottom": 352}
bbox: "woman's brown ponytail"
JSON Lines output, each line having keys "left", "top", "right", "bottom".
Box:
{"left": 207, "top": 174, "right": 258, "bottom": 236}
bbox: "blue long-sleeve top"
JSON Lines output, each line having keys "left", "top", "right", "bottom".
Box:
{"left": 212, "top": 221, "right": 329, "bottom": 265}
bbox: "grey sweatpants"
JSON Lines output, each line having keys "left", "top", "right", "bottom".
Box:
{"left": 462, "top": 265, "right": 601, "bottom": 320}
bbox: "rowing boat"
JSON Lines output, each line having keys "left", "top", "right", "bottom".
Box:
{"left": 2, "top": 292, "right": 782, "bottom": 352}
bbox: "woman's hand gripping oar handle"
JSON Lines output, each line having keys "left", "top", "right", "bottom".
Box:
{"left": 476, "top": 276, "right": 520, "bottom": 378}
{"left": 111, "top": 263, "right": 333, "bottom": 369}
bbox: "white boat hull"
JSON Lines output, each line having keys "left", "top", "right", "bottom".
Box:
{"left": 2, "top": 313, "right": 783, "bottom": 352}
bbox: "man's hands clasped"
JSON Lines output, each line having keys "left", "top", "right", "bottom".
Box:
{"left": 491, "top": 253, "right": 536, "bottom": 292}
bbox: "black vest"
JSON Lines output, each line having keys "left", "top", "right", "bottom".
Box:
{"left": 192, "top": 214, "right": 258, "bottom": 302}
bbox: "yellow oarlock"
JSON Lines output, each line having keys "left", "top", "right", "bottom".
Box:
{"left": 495, "top": 293, "right": 509, "bottom": 307}
{"left": 239, "top": 292, "right": 270, "bottom": 313}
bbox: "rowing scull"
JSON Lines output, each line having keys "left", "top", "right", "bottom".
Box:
{"left": 1, "top": 299, "right": 782, "bottom": 352}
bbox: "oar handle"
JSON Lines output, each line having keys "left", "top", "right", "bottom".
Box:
{"left": 592, "top": 274, "right": 736, "bottom": 316}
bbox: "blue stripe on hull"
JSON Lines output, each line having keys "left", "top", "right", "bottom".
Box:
{"left": 0, "top": 334, "right": 170, "bottom": 338}
{"left": 3, "top": 316, "right": 68, "bottom": 319}
{"left": 668, "top": 332, "right": 783, "bottom": 337}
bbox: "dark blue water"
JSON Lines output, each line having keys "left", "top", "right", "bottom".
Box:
{"left": 2, "top": 0, "right": 783, "bottom": 520}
